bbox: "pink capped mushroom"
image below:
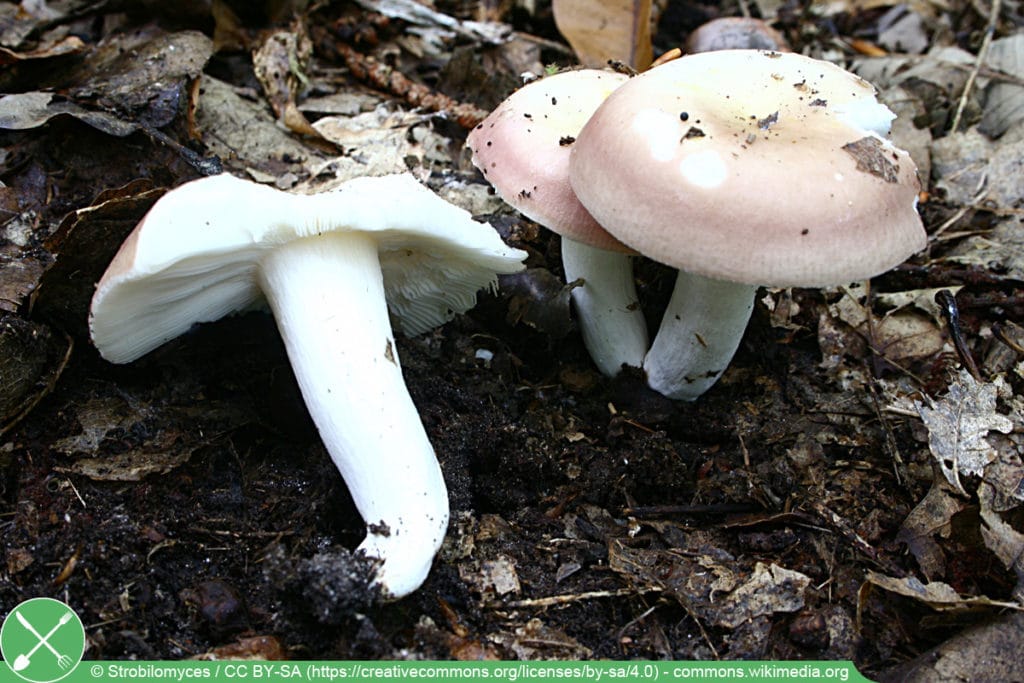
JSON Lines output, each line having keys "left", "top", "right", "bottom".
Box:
{"left": 467, "top": 69, "right": 649, "bottom": 377}
{"left": 569, "top": 50, "right": 926, "bottom": 400}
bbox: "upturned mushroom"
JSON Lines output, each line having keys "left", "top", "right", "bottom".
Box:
{"left": 89, "top": 172, "right": 526, "bottom": 598}
{"left": 569, "top": 50, "right": 926, "bottom": 399}
{"left": 467, "top": 69, "right": 649, "bottom": 377}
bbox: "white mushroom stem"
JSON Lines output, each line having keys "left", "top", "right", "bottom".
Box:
{"left": 643, "top": 271, "right": 757, "bottom": 401}
{"left": 560, "top": 237, "right": 648, "bottom": 376}
{"left": 258, "top": 231, "right": 449, "bottom": 599}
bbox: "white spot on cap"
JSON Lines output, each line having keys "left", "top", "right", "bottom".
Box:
{"left": 834, "top": 172, "right": 844, "bottom": 182}
{"left": 833, "top": 99, "right": 895, "bottom": 136}
{"left": 679, "top": 151, "right": 728, "bottom": 189}
{"left": 632, "top": 109, "right": 681, "bottom": 162}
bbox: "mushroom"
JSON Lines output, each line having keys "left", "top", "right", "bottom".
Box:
{"left": 685, "top": 17, "right": 790, "bottom": 54}
{"left": 89, "top": 172, "right": 527, "bottom": 598}
{"left": 569, "top": 50, "right": 926, "bottom": 400}
{"left": 466, "top": 69, "right": 649, "bottom": 377}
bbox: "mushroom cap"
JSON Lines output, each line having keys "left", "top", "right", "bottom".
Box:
{"left": 569, "top": 50, "right": 927, "bottom": 288}
{"left": 685, "top": 17, "right": 790, "bottom": 54}
{"left": 90, "top": 173, "right": 527, "bottom": 363}
{"left": 466, "top": 69, "right": 632, "bottom": 253}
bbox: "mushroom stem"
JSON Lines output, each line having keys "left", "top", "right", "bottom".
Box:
{"left": 258, "top": 231, "right": 449, "bottom": 599}
{"left": 643, "top": 272, "right": 757, "bottom": 400}
{"left": 560, "top": 237, "right": 648, "bottom": 376}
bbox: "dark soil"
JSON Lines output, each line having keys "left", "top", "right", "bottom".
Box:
{"left": 1, "top": 0, "right": 1022, "bottom": 678}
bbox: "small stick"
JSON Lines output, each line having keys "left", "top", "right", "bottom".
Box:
{"left": 498, "top": 587, "right": 661, "bottom": 608}
{"left": 949, "top": 0, "right": 1002, "bottom": 132}
{"left": 334, "top": 43, "right": 488, "bottom": 129}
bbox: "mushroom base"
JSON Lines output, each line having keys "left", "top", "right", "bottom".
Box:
{"left": 643, "top": 272, "right": 756, "bottom": 401}
{"left": 258, "top": 232, "right": 449, "bottom": 599}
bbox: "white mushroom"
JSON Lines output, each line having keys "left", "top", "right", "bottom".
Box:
{"left": 569, "top": 50, "right": 926, "bottom": 400}
{"left": 89, "top": 173, "right": 527, "bottom": 598}
{"left": 467, "top": 69, "right": 649, "bottom": 377}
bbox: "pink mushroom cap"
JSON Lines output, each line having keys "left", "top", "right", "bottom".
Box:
{"left": 467, "top": 69, "right": 632, "bottom": 253}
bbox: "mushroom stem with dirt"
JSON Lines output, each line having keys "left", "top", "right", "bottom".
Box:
{"left": 569, "top": 50, "right": 927, "bottom": 400}
{"left": 467, "top": 69, "right": 649, "bottom": 377}
{"left": 89, "top": 173, "right": 526, "bottom": 598}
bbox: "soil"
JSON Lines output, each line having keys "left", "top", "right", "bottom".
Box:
{"left": 1, "top": 0, "right": 1023, "bottom": 678}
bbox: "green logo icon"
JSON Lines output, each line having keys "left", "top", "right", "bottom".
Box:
{"left": 1, "top": 598, "right": 85, "bottom": 683}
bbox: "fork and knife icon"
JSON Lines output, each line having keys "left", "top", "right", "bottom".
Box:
{"left": 11, "top": 610, "right": 75, "bottom": 672}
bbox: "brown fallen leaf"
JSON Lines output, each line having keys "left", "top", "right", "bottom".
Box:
{"left": 252, "top": 23, "right": 322, "bottom": 139}
{"left": 978, "top": 481, "right": 1024, "bottom": 602}
{"left": 551, "top": 0, "right": 652, "bottom": 70}
{"left": 896, "top": 479, "right": 966, "bottom": 579}
{"left": 713, "top": 562, "right": 811, "bottom": 629}
{"left": 490, "top": 618, "right": 592, "bottom": 660}
{"left": 0, "top": 35, "right": 85, "bottom": 66}
{"left": 863, "top": 569, "right": 1022, "bottom": 612}
{"left": 193, "top": 635, "right": 288, "bottom": 660}
{"left": 878, "top": 610, "right": 1024, "bottom": 682}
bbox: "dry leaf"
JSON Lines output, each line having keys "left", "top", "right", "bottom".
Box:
{"left": 195, "top": 75, "right": 318, "bottom": 180}
{"left": 0, "top": 314, "right": 69, "bottom": 436}
{"left": 827, "top": 286, "right": 947, "bottom": 363}
{"left": 979, "top": 481, "right": 1024, "bottom": 602}
{"left": 979, "top": 34, "right": 1024, "bottom": 138}
{"left": 552, "top": 0, "right": 652, "bottom": 70}
{"left": 865, "top": 570, "right": 1022, "bottom": 611}
{"left": 312, "top": 107, "right": 450, "bottom": 179}
{"left": 915, "top": 370, "right": 1014, "bottom": 496}
{"left": 931, "top": 129, "right": 1024, "bottom": 211}
{"left": 896, "top": 481, "right": 966, "bottom": 578}
{"left": 876, "top": 5, "right": 929, "bottom": 54}
{"left": 480, "top": 556, "right": 522, "bottom": 596}
{"left": 490, "top": 618, "right": 592, "bottom": 660}
{"left": 353, "top": 0, "right": 510, "bottom": 46}
{"left": 51, "top": 395, "right": 249, "bottom": 481}
{"left": 946, "top": 218, "right": 1024, "bottom": 281}
{"left": 713, "top": 563, "right": 811, "bottom": 629}
{"left": 879, "top": 611, "right": 1024, "bottom": 682}
{"left": 0, "top": 34, "right": 85, "bottom": 66}
{"left": 252, "top": 24, "right": 321, "bottom": 138}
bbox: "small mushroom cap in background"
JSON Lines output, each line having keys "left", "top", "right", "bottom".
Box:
{"left": 569, "top": 50, "right": 926, "bottom": 288}
{"left": 90, "top": 173, "right": 527, "bottom": 364}
{"left": 685, "top": 17, "right": 790, "bottom": 54}
{"left": 466, "top": 69, "right": 632, "bottom": 253}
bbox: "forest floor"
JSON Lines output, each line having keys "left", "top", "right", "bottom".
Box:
{"left": 1, "top": 0, "right": 1023, "bottom": 679}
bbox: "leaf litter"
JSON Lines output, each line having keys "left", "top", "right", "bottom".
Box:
{"left": 0, "top": 0, "right": 1023, "bottom": 676}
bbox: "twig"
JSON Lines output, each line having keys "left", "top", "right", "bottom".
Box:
{"left": 865, "top": 376, "right": 910, "bottom": 489}
{"left": 497, "top": 587, "right": 661, "bottom": 608}
{"left": 624, "top": 502, "right": 760, "bottom": 517}
{"left": 931, "top": 176, "right": 988, "bottom": 240}
{"left": 949, "top": 0, "right": 1002, "bottom": 132}
{"left": 333, "top": 43, "right": 489, "bottom": 129}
